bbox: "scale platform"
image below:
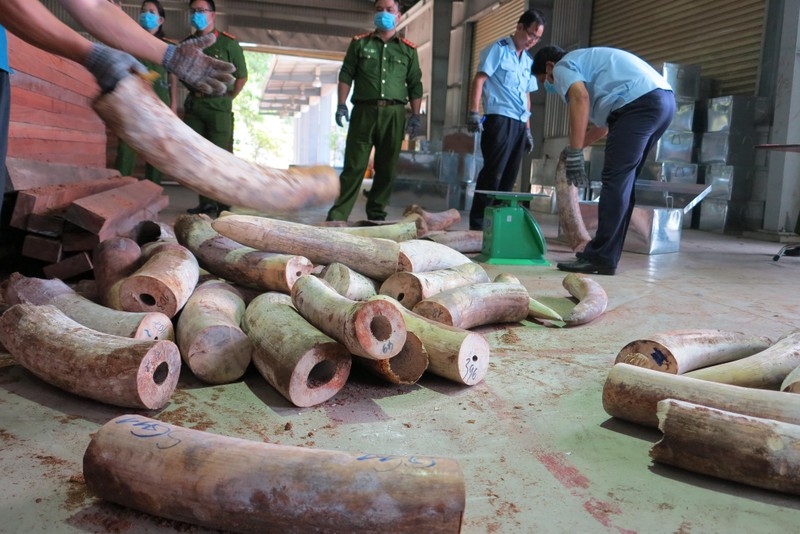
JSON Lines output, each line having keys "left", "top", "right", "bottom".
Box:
{"left": 473, "top": 190, "right": 550, "bottom": 266}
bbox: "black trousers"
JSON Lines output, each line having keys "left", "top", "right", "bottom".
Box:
{"left": 579, "top": 89, "right": 676, "bottom": 268}
{"left": 469, "top": 114, "right": 526, "bottom": 229}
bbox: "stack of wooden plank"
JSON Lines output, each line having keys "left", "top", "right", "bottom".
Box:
{"left": 7, "top": 33, "right": 105, "bottom": 166}
{"left": 3, "top": 33, "right": 167, "bottom": 280}
{"left": 6, "top": 157, "right": 168, "bottom": 279}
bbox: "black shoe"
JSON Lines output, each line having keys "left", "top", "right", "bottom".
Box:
{"left": 785, "top": 246, "right": 800, "bottom": 257}
{"left": 368, "top": 216, "right": 385, "bottom": 222}
{"left": 556, "top": 258, "right": 616, "bottom": 275}
{"left": 216, "top": 205, "right": 231, "bottom": 215}
{"left": 187, "top": 203, "right": 217, "bottom": 214}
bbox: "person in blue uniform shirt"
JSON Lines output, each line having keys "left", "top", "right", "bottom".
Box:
{"left": 532, "top": 45, "right": 675, "bottom": 275}
{"left": 0, "top": 25, "right": 10, "bottom": 223}
{"left": 466, "top": 9, "right": 545, "bottom": 231}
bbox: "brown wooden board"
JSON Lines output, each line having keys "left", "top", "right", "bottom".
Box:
{"left": 65, "top": 180, "right": 164, "bottom": 235}
{"left": 10, "top": 122, "right": 105, "bottom": 145}
{"left": 11, "top": 176, "right": 135, "bottom": 229}
{"left": 98, "top": 195, "right": 169, "bottom": 242}
{"left": 21, "top": 234, "right": 62, "bottom": 263}
{"left": 9, "top": 95, "right": 102, "bottom": 133}
{"left": 26, "top": 213, "right": 65, "bottom": 237}
{"left": 9, "top": 71, "right": 95, "bottom": 109}
{"left": 62, "top": 229, "right": 100, "bottom": 253}
{"left": 5, "top": 157, "right": 121, "bottom": 192}
{"left": 43, "top": 252, "right": 93, "bottom": 280}
{"left": 6, "top": 33, "right": 106, "bottom": 169}
{"left": 8, "top": 34, "right": 97, "bottom": 99}
{"left": 8, "top": 138, "right": 106, "bottom": 167}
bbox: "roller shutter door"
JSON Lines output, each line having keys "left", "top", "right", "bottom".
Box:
{"left": 470, "top": 0, "right": 527, "bottom": 79}
{"left": 590, "top": 0, "right": 767, "bottom": 95}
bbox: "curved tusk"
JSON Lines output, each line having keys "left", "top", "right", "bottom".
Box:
{"left": 93, "top": 75, "right": 340, "bottom": 213}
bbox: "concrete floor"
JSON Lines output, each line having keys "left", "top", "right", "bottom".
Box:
{"left": 1, "top": 182, "right": 800, "bottom": 533}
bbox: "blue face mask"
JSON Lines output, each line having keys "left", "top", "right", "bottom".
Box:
{"left": 374, "top": 11, "right": 396, "bottom": 31}
{"left": 544, "top": 80, "right": 558, "bottom": 94}
{"left": 190, "top": 12, "right": 208, "bottom": 31}
{"left": 139, "top": 12, "right": 159, "bottom": 31}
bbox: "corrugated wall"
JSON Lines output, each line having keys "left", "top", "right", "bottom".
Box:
{"left": 469, "top": 0, "right": 527, "bottom": 79}
{"left": 403, "top": 1, "right": 434, "bottom": 116}
{"left": 590, "top": 0, "right": 767, "bottom": 95}
{"left": 543, "top": 0, "right": 588, "bottom": 138}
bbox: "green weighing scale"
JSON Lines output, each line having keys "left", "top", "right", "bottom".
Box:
{"left": 473, "top": 190, "right": 550, "bottom": 266}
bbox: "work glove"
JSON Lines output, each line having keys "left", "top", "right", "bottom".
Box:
{"left": 162, "top": 33, "right": 236, "bottom": 96}
{"left": 561, "top": 146, "right": 587, "bottom": 187}
{"left": 524, "top": 128, "right": 534, "bottom": 153}
{"left": 84, "top": 42, "right": 148, "bottom": 93}
{"left": 466, "top": 111, "right": 483, "bottom": 133}
{"left": 335, "top": 104, "right": 350, "bottom": 127}
{"left": 405, "top": 114, "right": 422, "bottom": 137}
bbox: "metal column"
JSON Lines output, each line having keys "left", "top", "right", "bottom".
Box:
{"left": 763, "top": 0, "right": 800, "bottom": 233}
{"left": 429, "top": 0, "right": 453, "bottom": 142}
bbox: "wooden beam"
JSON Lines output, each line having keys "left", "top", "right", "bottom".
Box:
{"left": 5, "top": 157, "right": 120, "bottom": 192}
{"left": 65, "top": 180, "right": 163, "bottom": 235}
{"left": 10, "top": 176, "right": 135, "bottom": 229}
{"left": 21, "top": 234, "right": 62, "bottom": 263}
{"left": 42, "top": 252, "right": 93, "bottom": 280}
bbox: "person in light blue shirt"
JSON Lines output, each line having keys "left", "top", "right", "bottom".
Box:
{"left": 0, "top": 25, "right": 10, "bottom": 223}
{"left": 466, "top": 9, "right": 545, "bottom": 231}
{"left": 532, "top": 46, "right": 675, "bottom": 275}
{"left": 476, "top": 35, "right": 537, "bottom": 122}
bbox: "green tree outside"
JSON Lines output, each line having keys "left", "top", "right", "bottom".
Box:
{"left": 233, "top": 51, "right": 296, "bottom": 168}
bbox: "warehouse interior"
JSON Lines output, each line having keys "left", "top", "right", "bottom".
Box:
{"left": 1, "top": 0, "right": 800, "bottom": 532}
{"left": 3, "top": 188, "right": 800, "bottom": 532}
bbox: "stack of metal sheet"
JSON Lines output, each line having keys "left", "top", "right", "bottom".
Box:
{"left": 651, "top": 64, "right": 701, "bottom": 165}
{"left": 391, "top": 133, "right": 483, "bottom": 212}
{"left": 697, "top": 95, "right": 769, "bottom": 233}
{"left": 635, "top": 63, "right": 704, "bottom": 228}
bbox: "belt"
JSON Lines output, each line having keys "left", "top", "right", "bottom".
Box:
{"left": 356, "top": 99, "right": 406, "bottom": 107}
{"left": 192, "top": 91, "right": 230, "bottom": 99}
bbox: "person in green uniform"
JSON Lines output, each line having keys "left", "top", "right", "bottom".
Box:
{"left": 184, "top": 0, "right": 248, "bottom": 215}
{"left": 326, "top": 0, "right": 423, "bottom": 222}
{"left": 114, "top": 0, "right": 177, "bottom": 184}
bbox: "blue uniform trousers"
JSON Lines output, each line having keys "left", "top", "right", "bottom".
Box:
{"left": 579, "top": 89, "right": 676, "bottom": 268}
{"left": 469, "top": 114, "right": 526, "bottom": 229}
